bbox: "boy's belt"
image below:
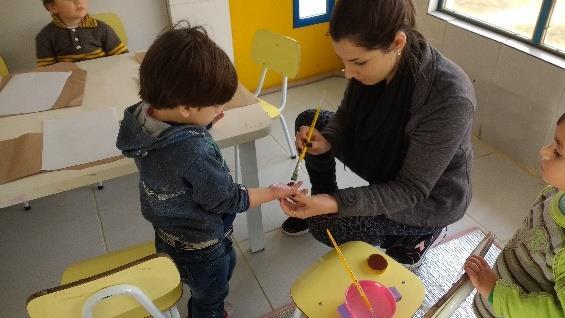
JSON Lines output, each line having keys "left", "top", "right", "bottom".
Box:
{"left": 156, "top": 228, "right": 233, "bottom": 251}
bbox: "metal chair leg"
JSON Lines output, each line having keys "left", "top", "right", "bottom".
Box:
{"left": 279, "top": 114, "right": 297, "bottom": 159}
{"left": 292, "top": 306, "right": 303, "bottom": 318}
{"left": 234, "top": 145, "right": 240, "bottom": 183}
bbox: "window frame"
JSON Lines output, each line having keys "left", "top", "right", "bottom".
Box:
{"left": 437, "top": 0, "right": 564, "bottom": 58}
{"left": 293, "top": 0, "right": 335, "bottom": 28}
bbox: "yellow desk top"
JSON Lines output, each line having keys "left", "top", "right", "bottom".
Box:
{"left": 291, "top": 241, "right": 425, "bottom": 318}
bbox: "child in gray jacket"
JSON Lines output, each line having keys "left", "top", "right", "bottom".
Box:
{"left": 116, "top": 24, "right": 301, "bottom": 318}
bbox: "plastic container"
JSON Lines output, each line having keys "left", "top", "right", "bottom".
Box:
{"left": 345, "top": 280, "right": 396, "bottom": 318}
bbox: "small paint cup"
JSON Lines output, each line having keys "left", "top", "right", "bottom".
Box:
{"left": 345, "top": 280, "right": 396, "bottom": 318}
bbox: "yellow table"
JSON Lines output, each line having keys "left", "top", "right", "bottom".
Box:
{"left": 291, "top": 241, "right": 425, "bottom": 318}
{"left": 0, "top": 54, "right": 271, "bottom": 253}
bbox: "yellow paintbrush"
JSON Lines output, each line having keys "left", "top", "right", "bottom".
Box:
{"left": 290, "top": 94, "right": 324, "bottom": 181}
{"left": 327, "top": 228, "right": 376, "bottom": 318}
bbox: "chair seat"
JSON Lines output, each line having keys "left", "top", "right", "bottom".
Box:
{"left": 61, "top": 241, "right": 156, "bottom": 284}
{"left": 291, "top": 241, "right": 425, "bottom": 318}
{"left": 28, "top": 252, "right": 182, "bottom": 318}
{"left": 259, "top": 99, "right": 281, "bottom": 119}
{"left": 53, "top": 242, "right": 182, "bottom": 318}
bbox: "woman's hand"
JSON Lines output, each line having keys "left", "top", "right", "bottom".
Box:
{"left": 279, "top": 192, "right": 338, "bottom": 218}
{"left": 295, "top": 126, "right": 332, "bottom": 155}
{"left": 269, "top": 181, "right": 306, "bottom": 200}
{"left": 464, "top": 255, "right": 498, "bottom": 298}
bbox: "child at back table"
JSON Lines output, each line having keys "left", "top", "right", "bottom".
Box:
{"left": 116, "top": 24, "right": 302, "bottom": 318}
{"left": 465, "top": 113, "right": 565, "bottom": 317}
{"left": 36, "top": 0, "right": 128, "bottom": 67}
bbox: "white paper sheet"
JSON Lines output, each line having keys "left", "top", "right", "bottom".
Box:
{"left": 42, "top": 108, "right": 122, "bottom": 171}
{"left": 0, "top": 71, "right": 71, "bottom": 116}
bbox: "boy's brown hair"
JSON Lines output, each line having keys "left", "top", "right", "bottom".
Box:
{"left": 139, "top": 22, "right": 237, "bottom": 109}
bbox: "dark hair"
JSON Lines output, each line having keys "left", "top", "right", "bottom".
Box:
{"left": 139, "top": 22, "right": 237, "bottom": 109}
{"left": 558, "top": 113, "right": 565, "bottom": 125}
{"left": 43, "top": 0, "right": 53, "bottom": 7}
{"left": 329, "top": 0, "right": 425, "bottom": 76}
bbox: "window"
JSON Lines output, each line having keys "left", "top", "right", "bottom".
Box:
{"left": 439, "top": 0, "right": 565, "bottom": 56}
{"left": 293, "top": 0, "right": 334, "bottom": 28}
{"left": 545, "top": 0, "right": 565, "bottom": 51}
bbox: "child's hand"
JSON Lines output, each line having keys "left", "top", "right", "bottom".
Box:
{"left": 269, "top": 181, "right": 306, "bottom": 199}
{"left": 464, "top": 255, "right": 497, "bottom": 298}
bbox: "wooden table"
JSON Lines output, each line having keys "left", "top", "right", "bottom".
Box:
{"left": 0, "top": 54, "right": 271, "bottom": 253}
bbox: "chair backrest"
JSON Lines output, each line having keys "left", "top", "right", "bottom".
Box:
{"left": 251, "top": 29, "right": 301, "bottom": 79}
{"left": 0, "top": 55, "right": 9, "bottom": 77}
{"left": 92, "top": 12, "right": 128, "bottom": 46}
{"left": 27, "top": 254, "right": 182, "bottom": 318}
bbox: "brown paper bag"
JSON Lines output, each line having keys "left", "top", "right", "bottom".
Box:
{"left": 0, "top": 133, "right": 43, "bottom": 184}
{"left": 0, "top": 132, "right": 124, "bottom": 185}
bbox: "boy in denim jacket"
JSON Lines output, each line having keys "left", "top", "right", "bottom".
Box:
{"left": 116, "top": 25, "right": 301, "bottom": 318}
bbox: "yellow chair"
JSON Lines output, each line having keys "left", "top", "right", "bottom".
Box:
{"left": 27, "top": 242, "right": 183, "bottom": 318}
{"left": 0, "top": 55, "right": 9, "bottom": 77}
{"left": 92, "top": 12, "right": 128, "bottom": 46}
{"left": 291, "top": 241, "right": 425, "bottom": 318}
{"left": 233, "top": 29, "right": 300, "bottom": 181}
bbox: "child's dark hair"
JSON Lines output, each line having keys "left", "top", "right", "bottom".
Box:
{"left": 558, "top": 113, "right": 565, "bottom": 125}
{"left": 329, "top": 0, "right": 425, "bottom": 77}
{"left": 139, "top": 23, "right": 237, "bottom": 109}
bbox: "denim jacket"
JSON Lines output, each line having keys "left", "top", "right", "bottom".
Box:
{"left": 116, "top": 102, "right": 249, "bottom": 246}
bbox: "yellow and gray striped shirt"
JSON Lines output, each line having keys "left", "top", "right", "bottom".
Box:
{"left": 35, "top": 14, "right": 128, "bottom": 67}
{"left": 474, "top": 186, "right": 565, "bottom": 317}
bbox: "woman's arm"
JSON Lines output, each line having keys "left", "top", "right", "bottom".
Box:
{"left": 334, "top": 95, "right": 474, "bottom": 217}
{"left": 279, "top": 193, "right": 338, "bottom": 218}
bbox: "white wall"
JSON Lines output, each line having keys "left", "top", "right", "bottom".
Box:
{"left": 0, "top": 0, "right": 170, "bottom": 73}
{"left": 415, "top": 0, "right": 565, "bottom": 173}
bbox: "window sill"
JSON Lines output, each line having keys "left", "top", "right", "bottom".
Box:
{"left": 427, "top": 10, "right": 565, "bottom": 70}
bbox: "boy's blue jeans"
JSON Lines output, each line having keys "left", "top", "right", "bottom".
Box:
{"left": 155, "top": 234, "right": 236, "bottom": 318}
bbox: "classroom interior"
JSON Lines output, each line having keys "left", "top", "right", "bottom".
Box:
{"left": 1, "top": 0, "right": 564, "bottom": 317}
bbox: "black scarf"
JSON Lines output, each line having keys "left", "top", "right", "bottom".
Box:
{"left": 342, "top": 63, "right": 415, "bottom": 183}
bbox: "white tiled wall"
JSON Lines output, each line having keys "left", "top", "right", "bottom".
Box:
{"left": 416, "top": 0, "right": 565, "bottom": 173}
{"left": 494, "top": 46, "right": 565, "bottom": 113}
{"left": 481, "top": 88, "right": 556, "bottom": 169}
{"left": 442, "top": 23, "right": 501, "bottom": 81}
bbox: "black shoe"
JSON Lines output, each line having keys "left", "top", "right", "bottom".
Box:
{"left": 281, "top": 217, "right": 309, "bottom": 236}
{"left": 385, "top": 228, "right": 446, "bottom": 268}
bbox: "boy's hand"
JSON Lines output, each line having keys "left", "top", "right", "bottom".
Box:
{"left": 269, "top": 181, "right": 306, "bottom": 199}
{"left": 464, "top": 255, "right": 497, "bottom": 298}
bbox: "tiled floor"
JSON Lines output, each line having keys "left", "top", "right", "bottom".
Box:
{"left": 0, "top": 77, "right": 545, "bottom": 318}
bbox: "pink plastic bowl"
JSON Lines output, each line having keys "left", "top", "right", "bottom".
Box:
{"left": 345, "top": 280, "right": 396, "bottom": 318}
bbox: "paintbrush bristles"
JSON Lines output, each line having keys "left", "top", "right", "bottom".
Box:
{"left": 290, "top": 161, "right": 300, "bottom": 181}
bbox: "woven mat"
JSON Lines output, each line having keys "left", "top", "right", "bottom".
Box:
{"left": 261, "top": 228, "right": 500, "bottom": 318}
